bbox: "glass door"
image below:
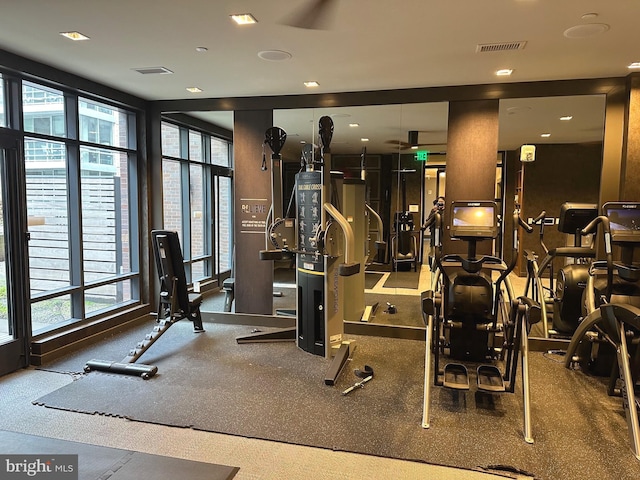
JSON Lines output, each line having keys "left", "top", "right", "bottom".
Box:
{"left": 0, "top": 133, "right": 30, "bottom": 376}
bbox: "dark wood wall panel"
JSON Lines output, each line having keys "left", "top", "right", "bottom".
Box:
{"left": 233, "top": 110, "right": 274, "bottom": 314}
{"left": 622, "top": 74, "right": 640, "bottom": 201}
{"left": 443, "top": 100, "right": 499, "bottom": 254}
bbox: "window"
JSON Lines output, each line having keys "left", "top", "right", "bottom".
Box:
{"left": 161, "top": 121, "right": 233, "bottom": 286}
{"left": 26, "top": 138, "right": 71, "bottom": 294}
{"left": 161, "top": 123, "right": 182, "bottom": 158}
{"left": 0, "top": 76, "right": 6, "bottom": 127}
{"left": 217, "top": 176, "right": 233, "bottom": 273}
{"left": 162, "top": 159, "right": 183, "bottom": 240}
{"left": 24, "top": 89, "right": 140, "bottom": 334}
{"left": 22, "top": 82, "right": 66, "bottom": 138}
{"left": 212, "top": 137, "right": 231, "bottom": 167}
{"left": 79, "top": 98, "right": 128, "bottom": 147}
{"left": 190, "top": 162, "right": 208, "bottom": 281}
{"left": 80, "top": 147, "right": 131, "bottom": 283}
{"left": 189, "top": 131, "right": 203, "bottom": 162}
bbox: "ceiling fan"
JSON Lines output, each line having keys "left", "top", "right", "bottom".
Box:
{"left": 281, "top": 0, "right": 339, "bottom": 30}
{"left": 385, "top": 131, "right": 447, "bottom": 150}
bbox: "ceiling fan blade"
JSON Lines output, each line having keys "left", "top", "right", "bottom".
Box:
{"left": 282, "top": 0, "right": 338, "bottom": 30}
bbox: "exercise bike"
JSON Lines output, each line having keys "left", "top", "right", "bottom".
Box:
{"left": 421, "top": 201, "right": 540, "bottom": 443}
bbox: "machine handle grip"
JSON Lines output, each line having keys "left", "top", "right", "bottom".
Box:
{"left": 518, "top": 215, "right": 533, "bottom": 233}
{"left": 581, "top": 215, "right": 610, "bottom": 236}
{"left": 532, "top": 210, "right": 546, "bottom": 224}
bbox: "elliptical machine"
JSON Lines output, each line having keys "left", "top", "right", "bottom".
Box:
{"left": 421, "top": 201, "right": 540, "bottom": 443}
{"left": 564, "top": 202, "right": 640, "bottom": 461}
{"left": 523, "top": 203, "right": 598, "bottom": 337}
{"left": 390, "top": 169, "right": 419, "bottom": 272}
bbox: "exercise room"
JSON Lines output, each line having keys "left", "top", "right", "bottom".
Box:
{"left": 1, "top": 3, "right": 640, "bottom": 480}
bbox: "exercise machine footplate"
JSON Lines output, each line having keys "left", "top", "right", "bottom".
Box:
{"left": 477, "top": 365, "right": 506, "bottom": 393}
{"left": 443, "top": 363, "right": 470, "bottom": 390}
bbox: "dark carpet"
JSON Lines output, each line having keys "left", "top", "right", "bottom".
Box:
{"left": 382, "top": 270, "right": 421, "bottom": 289}
{"left": 0, "top": 430, "right": 238, "bottom": 480}
{"left": 35, "top": 321, "right": 640, "bottom": 480}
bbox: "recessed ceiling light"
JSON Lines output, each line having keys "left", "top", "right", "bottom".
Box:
{"left": 257, "top": 50, "right": 292, "bottom": 61}
{"left": 563, "top": 23, "right": 609, "bottom": 38}
{"left": 230, "top": 13, "right": 257, "bottom": 25}
{"left": 60, "top": 31, "right": 90, "bottom": 41}
{"left": 195, "top": 47, "right": 208, "bottom": 53}
{"left": 361, "top": 138, "right": 369, "bottom": 142}
{"left": 349, "top": 123, "right": 359, "bottom": 127}
{"left": 304, "top": 81, "right": 319, "bottom": 87}
{"left": 186, "top": 87, "right": 203, "bottom": 93}
{"left": 506, "top": 106, "right": 532, "bottom": 115}
{"left": 628, "top": 62, "right": 640, "bottom": 69}
{"left": 541, "top": 133, "right": 551, "bottom": 138}
{"left": 560, "top": 116, "right": 573, "bottom": 121}
{"left": 496, "top": 69, "right": 513, "bottom": 76}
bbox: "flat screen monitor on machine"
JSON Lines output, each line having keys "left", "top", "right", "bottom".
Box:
{"left": 450, "top": 201, "right": 498, "bottom": 239}
{"left": 603, "top": 202, "right": 640, "bottom": 243}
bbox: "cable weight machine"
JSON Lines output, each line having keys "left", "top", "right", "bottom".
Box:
{"left": 238, "top": 116, "right": 361, "bottom": 384}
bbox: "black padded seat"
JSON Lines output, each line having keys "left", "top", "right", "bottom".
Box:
{"left": 152, "top": 230, "right": 204, "bottom": 331}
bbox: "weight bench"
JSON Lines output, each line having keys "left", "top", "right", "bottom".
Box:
{"left": 85, "top": 230, "right": 204, "bottom": 379}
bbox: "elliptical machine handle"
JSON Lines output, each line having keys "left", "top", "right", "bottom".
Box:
{"left": 518, "top": 215, "right": 533, "bottom": 234}
{"left": 581, "top": 215, "right": 608, "bottom": 236}
{"left": 580, "top": 215, "right": 614, "bottom": 302}
{"left": 532, "top": 210, "right": 546, "bottom": 224}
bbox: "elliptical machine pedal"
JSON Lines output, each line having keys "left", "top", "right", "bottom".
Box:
{"left": 442, "top": 363, "right": 470, "bottom": 390}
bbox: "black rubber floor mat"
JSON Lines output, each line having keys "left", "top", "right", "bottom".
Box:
{"left": 34, "top": 322, "right": 639, "bottom": 480}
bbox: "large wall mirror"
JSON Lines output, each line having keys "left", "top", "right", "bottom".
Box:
{"left": 187, "top": 93, "right": 606, "bottom": 338}
{"left": 498, "top": 94, "right": 606, "bottom": 340}
{"left": 269, "top": 103, "right": 449, "bottom": 330}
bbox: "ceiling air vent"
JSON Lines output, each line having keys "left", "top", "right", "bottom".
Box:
{"left": 476, "top": 41, "right": 527, "bottom": 53}
{"left": 132, "top": 66, "right": 174, "bottom": 75}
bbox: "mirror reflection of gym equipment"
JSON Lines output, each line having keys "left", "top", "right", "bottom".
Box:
{"left": 523, "top": 203, "right": 599, "bottom": 339}
{"left": 391, "top": 169, "right": 419, "bottom": 272}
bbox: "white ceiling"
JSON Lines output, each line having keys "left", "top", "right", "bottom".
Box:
{"left": 0, "top": 1, "right": 633, "bottom": 154}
